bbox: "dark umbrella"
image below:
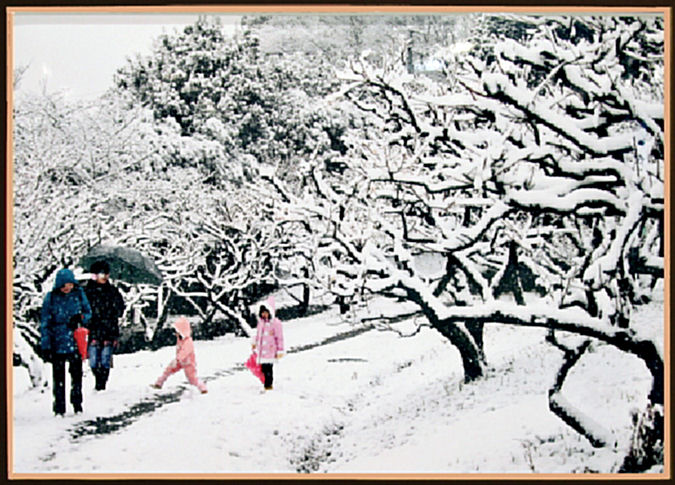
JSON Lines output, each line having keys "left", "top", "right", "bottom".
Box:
{"left": 79, "top": 245, "right": 163, "bottom": 285}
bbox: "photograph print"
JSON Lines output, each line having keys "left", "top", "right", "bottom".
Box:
{"left": 8, "top": 5, "right": 668, "bottom": 477}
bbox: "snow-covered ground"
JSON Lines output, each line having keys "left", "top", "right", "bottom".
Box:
{"left": 10, "top": 295, "right": 663, "bottom": 477}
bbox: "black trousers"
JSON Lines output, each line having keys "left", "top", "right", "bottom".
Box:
{"left": 261, "top": 363, "right": 274, "bottom": 389}
{"left": 51, "top": 353, "right": 82, "bottom": 414}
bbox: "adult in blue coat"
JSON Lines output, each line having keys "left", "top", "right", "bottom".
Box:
{"left": 40, "top": 268, "right": 92, "bottom": 416}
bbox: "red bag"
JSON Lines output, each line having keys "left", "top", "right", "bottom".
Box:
{"left": 73, "top": 327, "right": 89, "bottom": 360}
{"left": 245, "top": 352, "right": 264, "bottom": 383}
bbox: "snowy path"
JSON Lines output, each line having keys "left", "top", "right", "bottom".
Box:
{"left": 12, "top": 304, "right": 656, "bottom": 475}
{"left": 65, "top": 323, "right": 374, "bottom": 443}
{"left": 14, "top": 310, "right": 381, "bottom": 473}
{"left": 24, "top": 325, "right": 459, "bottom": 474}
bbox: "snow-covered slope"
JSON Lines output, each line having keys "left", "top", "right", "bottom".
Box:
{"left": 11, "top": 299, "right": 661, "bottom": 476}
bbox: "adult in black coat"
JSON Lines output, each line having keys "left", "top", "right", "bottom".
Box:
{"left": 84, "top": 260, "right": 125, "bottom": 390}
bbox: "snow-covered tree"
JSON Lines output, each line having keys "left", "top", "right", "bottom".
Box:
{"left": 293, "top": 13, "right": 664, "bottom": 465}
{"left": 11, "top": 90, "right": 154, "bottom": 379}
{"left": 111, "top": 16, "right": 352, "bottom": 328}
{"left": 114, "top": 16, "right": 346, "bottom": 193}
{"left": 244, "top": 14, "right": 470, "bottom": 72}
{"left": 12, "top": 81, "right": 330, "bottom": 371}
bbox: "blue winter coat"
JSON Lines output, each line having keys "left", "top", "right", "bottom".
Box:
{"left": 40, "top": 269, "right": 92, "bottom": 355}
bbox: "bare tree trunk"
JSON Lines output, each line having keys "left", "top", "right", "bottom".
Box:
{"left": 433, "top": 256, "right": 486, "bottom": 359}
{"left": 546, "top": 335, "right": 611, "bottom": 447}
{"left": 337, "top": 296, "right": 350, "bottom": 314}
{"left": 465, "top": 319, "right": 485, "bottom": 359}
{"left": 433, "top": 254, "right": 454, "bottom": 297}
{"left": 402, "top": 284, "right": 485, "bottom": 382}
{"left": 435, "top": 320, "right": 485, "bottom": 382}
{"left": 151, "top": 287, "right": 173, "bottom": 342}
{"left": 199, "top": 307, "right": 219, "bottom": 339}
{"left": 494, "top": 240, "right": 524, "bottom": 305}
{"left": 620, "top": 403, "right": 664, "bottom": 472}
{"left": 299, "top": 268, "right": 311, "bottom": 317}
{"left": 658, "top": 215, "right": 663, "bottom": 258}
{"left": 301, "top": 283, "right": 311, "bottom": 315}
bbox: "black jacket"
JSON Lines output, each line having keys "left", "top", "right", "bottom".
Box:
{"left": 84, "top": 280, "right": 125, "bottom": 342}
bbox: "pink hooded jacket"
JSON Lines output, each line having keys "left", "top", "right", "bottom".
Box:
{"left": 254, "top": 316, "right": 284, "bottom": 364}
{"left": 253, "top": 297, "right": 284, "bottom": 364}
{"left": 174, "top": 317, "right": 196, "bottom": 367}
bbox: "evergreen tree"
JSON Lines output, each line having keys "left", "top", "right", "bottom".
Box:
{"left": 115, "top": 16, "right": 347, "bottom": 190}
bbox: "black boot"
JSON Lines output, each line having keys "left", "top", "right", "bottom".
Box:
{"left": 99, "top": 368, "right": 110, "bottom": 390}
{"left": 93, "top": 368, "right": 103, "bottom": 390}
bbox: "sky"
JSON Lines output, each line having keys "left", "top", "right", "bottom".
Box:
{"left": 10, "top": 9, "right": 662, "bottom": 102}
{"left": 11, "top": 12, "right": 242, "bottom": 100}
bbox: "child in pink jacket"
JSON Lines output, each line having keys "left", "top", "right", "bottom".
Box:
{"left": 152, "top": 317, "right": 207, "bottom": 393}
{"left": 252, "top": 304, "right": 284, "bottom": 391}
